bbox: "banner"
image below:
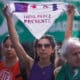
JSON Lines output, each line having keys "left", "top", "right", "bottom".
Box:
{"left": 8, "top": 2, "right": 68, "bottom": 39}
{"left": 0, "top": 1, "right": 80, "bottom": 43}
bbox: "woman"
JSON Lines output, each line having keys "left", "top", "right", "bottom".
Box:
{"left": 54, "top": 4, "right": 75, "bottom": 77}
{"left": 0, "top": 35, "right": 27, "bottom": 80}
{"left": 56, "top": 37, "right": 80, "bottom": 80}
{"left": 3, "top": 5, "right": 57, "bottom": 80}
{"left": 3, "top": 4, "right": 74, "bottom": 80}
{"left": 55, "top": 4, "right": 80, "bottom": 80}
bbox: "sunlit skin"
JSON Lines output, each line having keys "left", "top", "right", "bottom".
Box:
{"left": 3, "top": 38, "right": 17, "bottom": 60}
{"left": 36, "top": 38, "right": 54, "bottom": 62}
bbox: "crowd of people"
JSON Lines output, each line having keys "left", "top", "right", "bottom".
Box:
{"left": 0, "top": 3, "right": 80, "bottom": 80}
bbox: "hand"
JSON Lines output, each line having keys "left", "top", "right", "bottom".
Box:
{"left": 3, "top": 5, "right": 12, "bottom": 18}
{"left": 67, "top": 5, "right": 75, "bottom": 18}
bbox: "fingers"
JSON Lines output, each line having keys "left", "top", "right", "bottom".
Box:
{"left": 2, "top": 5, "right": 8, "bottom": 16}
{"left": 66, "top": 4, "right": 75, "bottom": 17}
{"left": 3, "top": 4, "right": 13, "bottom": 18}
{"left": 67, "top": 5, "right": 75, "bottom": 13}
{"left": 3, "top": 4, "right": 8, "bottom": 12}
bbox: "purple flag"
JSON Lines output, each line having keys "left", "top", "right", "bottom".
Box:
{"left": 15, "top": 3, "right": 28, "bottom": 12}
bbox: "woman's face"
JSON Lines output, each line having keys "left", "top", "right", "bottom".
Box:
{"left": 36, "top": 38, "right": 54, "bottom": 59}
{"left": 3, "top": 38, "right": 17, "bottom": 59}
{"left": 66, "top": 46, "right": 80, "bottom": 68}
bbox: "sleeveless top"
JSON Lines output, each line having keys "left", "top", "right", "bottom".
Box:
{"left": 29, "top": 62, "right": 54, "bottom": 80}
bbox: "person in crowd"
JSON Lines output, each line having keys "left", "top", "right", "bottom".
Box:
{"left": 0, "top": 35, "right": 27, "bottom": 80}
{"left": 55, "top": 5, "right": 80, "bottom": 80}
{"left": 56, "top": 37, "right": 80, "bottom": 80}
{"left": 54, "top": 4, "right": 75, "bottom": 77}
{"left": 3, "top": 5, "right": 57, "bottom": 80}
{"left": 54, "top": 4, "right": 75, "bottom": 68}
{"left": 3, "top": 4, "right": 74, "bottom": 80}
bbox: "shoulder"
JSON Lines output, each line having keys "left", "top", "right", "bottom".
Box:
{"left": 54, "top": 66, "right": 62, "bottom": 76}
{"left": 0, "top": 61, "right": 5, "bottom": 69}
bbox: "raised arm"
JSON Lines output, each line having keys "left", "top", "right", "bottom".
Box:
{"left": 3, "top": 5, "right": 34, "bottom": 68}
{"left": 65, "top": 5, "right": 75, "bottom": 39}
{"left": 54, "top": 5, "right": 75, "bottom": 77}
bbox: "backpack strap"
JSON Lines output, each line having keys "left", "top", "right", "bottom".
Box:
{"left": 15, "top": 60, "right": 27, "bottom": 80}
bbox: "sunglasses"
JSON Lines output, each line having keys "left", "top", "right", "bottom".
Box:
{"left": 37, "top": 43, "right": 51, "bottom": 49}
{"left": 73, "top": 52, "right": 80, "bottom": 56}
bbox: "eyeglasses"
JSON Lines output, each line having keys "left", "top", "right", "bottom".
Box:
{"left": 37, "top": 43, "right": 51, "bottom": 49}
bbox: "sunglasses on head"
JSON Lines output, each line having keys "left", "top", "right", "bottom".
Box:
{"left": 37, "top": 43, "right": 51, "bottom": 48}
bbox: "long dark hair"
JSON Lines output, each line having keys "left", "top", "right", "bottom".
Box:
{"left": 33, "top": 35, "right": 57, "bottom": 63}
